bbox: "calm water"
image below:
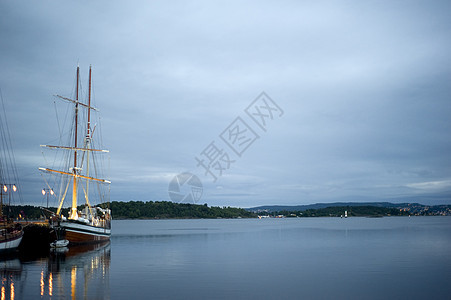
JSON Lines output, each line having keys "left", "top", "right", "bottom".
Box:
{"left": 2, "top": 217, "right": 450, "bottom": 299}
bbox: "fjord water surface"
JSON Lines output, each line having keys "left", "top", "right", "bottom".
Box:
{"left": 110, "top": 217, "right": 450, "bottom": 299}
{"left": 10, "top": 217, "right": 451, "bottom": 299}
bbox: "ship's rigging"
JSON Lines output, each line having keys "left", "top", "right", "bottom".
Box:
{"left": 39, "top": 66, "right": 110, "bottom": 222}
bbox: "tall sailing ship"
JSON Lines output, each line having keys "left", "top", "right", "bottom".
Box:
{"left": 0, "top": 188, "right": 23, "bottom": 252}
{"left": 0, "top": 90, "right": 24, "bottom": 252}
{"left": 40, "top": 65, "right": 111, "bottom": 244}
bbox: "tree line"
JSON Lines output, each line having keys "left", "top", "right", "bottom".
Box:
{"left": 106, "top": 201, "right": 256, "bottom": 219}
{"left": 4, "top": 202, "right": 415, "bottom": 220}
{"left": 5, "top": 201, "right": 256, "bottom": 220}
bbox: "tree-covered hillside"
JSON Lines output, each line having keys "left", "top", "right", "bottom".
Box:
{"left": 107, "top": 201, "right": 256, "bottom": 219}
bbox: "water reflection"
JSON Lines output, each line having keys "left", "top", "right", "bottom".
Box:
{"left": 0, "top": 258, "right": 20, "bottom": 300}
{"left": 0, "top": 242, "right": 110, "bottom": 299}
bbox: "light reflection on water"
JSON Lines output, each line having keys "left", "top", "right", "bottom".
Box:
{"left": 1, "top": 217, "right": 450, "bottom": 299}
{"left": 1, "top": 242, "right": 110, "bottom": 300}
{"left": 0, "top": 258, "right": 19, "bottom": 300}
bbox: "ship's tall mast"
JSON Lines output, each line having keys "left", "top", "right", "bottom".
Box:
{"left": 85, "top": 65, "right": 92, "bottom": 211}
{"left": 88, "top": 66, "right": 91, "bottom": 139}
{"left": 70, "top": 66, "right": 80, "bottom": 219}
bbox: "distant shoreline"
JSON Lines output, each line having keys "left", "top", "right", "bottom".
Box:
{"left": 6, "top": 201, "right": 451, "bottom": 221}
{"left": 111, "top": 215, "right": 449, "bottom": 220}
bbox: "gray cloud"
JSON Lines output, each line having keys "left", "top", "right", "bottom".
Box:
{"left": 1, "top": 0, "right": 450, "bottom": 207}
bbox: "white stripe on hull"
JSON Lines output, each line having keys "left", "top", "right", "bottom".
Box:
{"left": 60, "top": 222, "right": 111, "bottom": 235}
{"left": 60, "top": 221, "right": 110, "bottom": 244}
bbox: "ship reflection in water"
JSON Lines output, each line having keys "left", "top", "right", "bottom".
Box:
{"left": 0, "top": 242, "right": 110, "bottom": 299}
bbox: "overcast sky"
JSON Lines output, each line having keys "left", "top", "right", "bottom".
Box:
{"left": 1, "top": 0, "right": 450, "bottom": 208}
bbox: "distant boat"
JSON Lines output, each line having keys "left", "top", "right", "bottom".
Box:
{"left": 39, "top": 65, "right": 111, "bottom": 244}
{"left": 0, "top": 90, "right": 24, "bottom": 252}
{"left": 50, "top": 239, "right": 69, "bottom": 248}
